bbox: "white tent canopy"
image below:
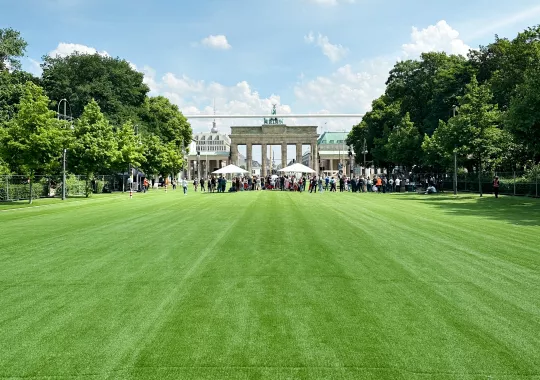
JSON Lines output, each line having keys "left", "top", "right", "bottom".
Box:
{"left": 212, "top": 164, "right": 248, "bottom": 174}
{"left": 278, "top": 163, "right": 316, "bottom": 173}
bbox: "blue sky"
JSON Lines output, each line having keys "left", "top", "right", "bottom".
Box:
{"left": 2, "top": 0, "right": 540, "bottom": 135}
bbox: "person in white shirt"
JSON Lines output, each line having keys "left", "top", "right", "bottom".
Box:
{"left": 182, "top": 178, "right": 188, "bottom": 195}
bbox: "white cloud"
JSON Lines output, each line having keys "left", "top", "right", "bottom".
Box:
{"left": 402, "top": 20, "right": 471, "bottom": 57}
{"left": 135, "top": 20, "right": 471, "bottom": 135}
{"left": 305, "top": 32, "right": 349, "bottom": 62}
{"left": 293, "top": 20, "right": 471, "bottom": 130}
{"left": 49, "top": 42, "right": 109, "bottom": 58}
{"left": 200, "top": 35, "right": 231, "bottom": 50}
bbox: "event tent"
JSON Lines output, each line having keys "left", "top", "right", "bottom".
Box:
{"left": 212, "top": 164, "right": 248, "bottom": 174}
{"left": 278, "top": 163, "right": 316, "bottom": 173}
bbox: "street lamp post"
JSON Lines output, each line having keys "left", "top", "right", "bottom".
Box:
{"left": 453, "top": 106, "right": 458, "bottom": 196}
{"left": 57, "top": 99, "right": 72, "bottom": 201}
{"left": 197, "top": 151, "right": 201, "bottom": 180}
{"left": 182, "top": 143, "right": 186, "bottom": 180}
{"left": 362, "top": 138, "right": 368, "bottom": 177}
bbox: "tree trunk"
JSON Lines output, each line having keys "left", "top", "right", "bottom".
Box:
{"left": 28, "top": 175, "right": 33, "bottom": 204}
{"left": 478, "top": 159, "right": 483, "bottom": 197}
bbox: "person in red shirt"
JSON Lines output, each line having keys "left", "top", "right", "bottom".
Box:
{"left": 493, "top": 176, "right": 500, "bottom": 198}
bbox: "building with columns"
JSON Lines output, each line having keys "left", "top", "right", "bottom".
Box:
{"left": 302, "top": 131, "right": 364, "bottom": 177}
{"left": 229, "top": 124, "right": 319, "bottom": 177}
{"left": 186, "top": 122, "right": 231, "bottom": 180}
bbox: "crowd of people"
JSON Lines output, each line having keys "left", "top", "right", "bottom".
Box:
{"left": 186, "top": 174, "right": 442, "bottom": 194}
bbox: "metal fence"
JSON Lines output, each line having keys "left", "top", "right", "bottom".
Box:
{"left": 396, "top": 172, "right": 540, "bottom": 197}
{"left": 0, "top": 175, "right": 124, "bottom": 201}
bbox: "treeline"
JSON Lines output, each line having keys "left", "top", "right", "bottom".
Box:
{"left": 347, "top": 25, "right": 540, "bottom": 175}
{"left": 0, "top": 28, "right": 192, "bottom": 189}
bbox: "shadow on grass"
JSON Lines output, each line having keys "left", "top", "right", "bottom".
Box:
{"left": 395, "top": 193, "right": 540, "bottom": 226}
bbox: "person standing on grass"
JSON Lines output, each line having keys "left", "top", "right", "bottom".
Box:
{"left": 200, "top": 178, "right": 205, "bottom": 192}
{"left": 193, "top": 178, "right": 198, "bottom": 192}
{"left": 493, "top": 176, "right": 500, "bottom": 198}
{"left": 182, "top": 178, "right": 188, "bottom": 195}
{"left": 376, "top": 177, "right": 382, "bottom": 192}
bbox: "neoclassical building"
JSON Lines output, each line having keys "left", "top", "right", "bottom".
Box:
{"left": 302, "top": 131, "right": 363, "bottom": 177}
{"left": 186, "top": 122, "right": 232, "bottom": 180}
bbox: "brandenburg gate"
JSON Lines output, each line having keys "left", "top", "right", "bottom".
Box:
{"left": 229, "top": 106, "right": 319, "bottom": 176}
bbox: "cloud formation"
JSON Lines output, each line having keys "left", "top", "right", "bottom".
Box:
{"left": 49, "top": 42, "right": 109, "bottom": 58}
{"left": 305, "top": 32, "right": 349, "bottom": 62}
{"left": 201, "top": 35, "right": 232, "bottom": 50}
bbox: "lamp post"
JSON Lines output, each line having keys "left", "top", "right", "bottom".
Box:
{"left": 197, "top": 151, "right": 201, "bottom": 180}
{"left": 182, "top": 143, "right": 186, "bottom": 180}
{"left": 362, "top": 138, "right": 368, "bottom": 177}
{"left": 348, "top": 146, "right": 353, "bottom": 178}
{"left": 57, "top": 99, "right": 72, "bottom": 201}
{"left": 453, "top": 106, "right": 458, "bottom": 196}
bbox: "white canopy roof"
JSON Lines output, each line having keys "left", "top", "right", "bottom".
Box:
{"left": 278, "top": 163, "right": 316, "bottom": 173}
{"left": 212, "top": 164, "right": 248, "bottom": 174}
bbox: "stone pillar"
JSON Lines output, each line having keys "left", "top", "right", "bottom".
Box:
{"left": 261, "top": 143, "right": 267, "bottom": 177}
{"left": 296, "top": 143, "right": 302, "bottom": 164}
{"left": 230, "top": 144, "right": 238, "bottom": 166}
{"left": 246, "top": 143, "right": 252, "bottom": 176}
{"left": 311, "top": 142, "right": 318, "bottom": 174}
{"left": 330, "top": 159, "right": 333, "bottom": 174}
{"left": 281, "top": 143, "right": 287, "bottom": 169}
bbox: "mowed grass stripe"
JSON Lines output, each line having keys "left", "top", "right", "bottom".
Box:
{"left": 314, "top": 193, "right": 539, "bottom": 374}
{"left": 0, "top": 191, "right": 538, "bottom": 379}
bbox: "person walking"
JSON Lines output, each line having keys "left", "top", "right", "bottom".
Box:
{"left": 493, "top": 176, "right": 500, "bottom": 198}
{"left": 200, "top": 178, "right": 206, "bottom": 192}
{"left": 182, "top": 178, "right": 188, "bottom": 195}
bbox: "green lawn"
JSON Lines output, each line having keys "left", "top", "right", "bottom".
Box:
{"left": 1, "top": 190, "right": 539, "bottom": 379}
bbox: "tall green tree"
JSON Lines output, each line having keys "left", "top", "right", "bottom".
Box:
{"left": 41, "top": 53, "right": 149, "bottom": 125}
{"left": 2, "top": 82, "right": 71, "bottom": 202}
{"left": 0, "top": 28, "right": 28, "bottom": 71}
{"left": 140, "top": 134, "right": 183, "bottom": 178}
{"left": 140, "top": 96, "right": 192, "bottom": 148}
{"left": 386, "top": 113, "right": 422, "bottom": 169}
{"left": 506, "top": 59, "right": 540, "bottom": 163}
{"left": 386, "top": 52, "right": 473, "bottom": 136}
{"left": 347, "top": 95, "right": 401, "bottom": 170}
{"left": 113, "top": 121, "right": 145, "bottom": 191}
{"left": 423, "top": 76, "right": 502, "bottom": 194}
{"left": 70, "top": 100, "right": 118, "bottom": 196}
{"left": 0, "top": 70, "right": 40, "bottom": 125}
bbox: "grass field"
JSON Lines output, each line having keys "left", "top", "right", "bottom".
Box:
{"left": 1, "top": 190, "right": 539, "bottom": 379}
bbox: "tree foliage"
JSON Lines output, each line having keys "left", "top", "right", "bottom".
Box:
{"left": 113, "top": 121, "right": 145, "bottom": 173}
{"left": 506, "top": 58, "right": 540, "bottom": 162}
{"left": 41, "top": 53, "right": 149, "bottom": 126}
{"left": 348, "top": 24, "right": 540, "bottom": 173}
{"left": 140, "top": 96, "right": 192, "bottom": 148}
{"left": 70, "top": 100, "right": 118, "bottom": 183}
{"left": 0, "top": 28, "right": 28, "bottom": 71}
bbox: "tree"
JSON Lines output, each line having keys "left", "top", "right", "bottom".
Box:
{"left": 0, "top": 70, "right": 40, "bottom": 125}
{"left": 140, "top": 96, "right": 192, "bottom": 149}
{"left": 140, "top": 134, "right": 183, "bottom": 178}
{"left": 423, "top": 76, "right": 502, "bottom": 195}
{"left": 41, "top": 53, "right": 149, "bottom": 125}
{"left": 386, "top": 113, "right": 422, "bottom": 169}
{"left": 506, "top": 58, "right": 540, "bottom": 163}
{"left": 386, "top": 52, "right": 473, "bottom": 136}
{"left": 0, "top": 28, "right": 28, "bottom": 71}
{"left": 2, "top": 82, "right": 71, "bottom": 202}
{"left": 113, "top": 121, "right": 145, "bottom": 191}
{"left": 347, "top": 96, "right": 401, "bottom": 170}
{"left": 70, "top": 100, "right": 118, "bottom": 196}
